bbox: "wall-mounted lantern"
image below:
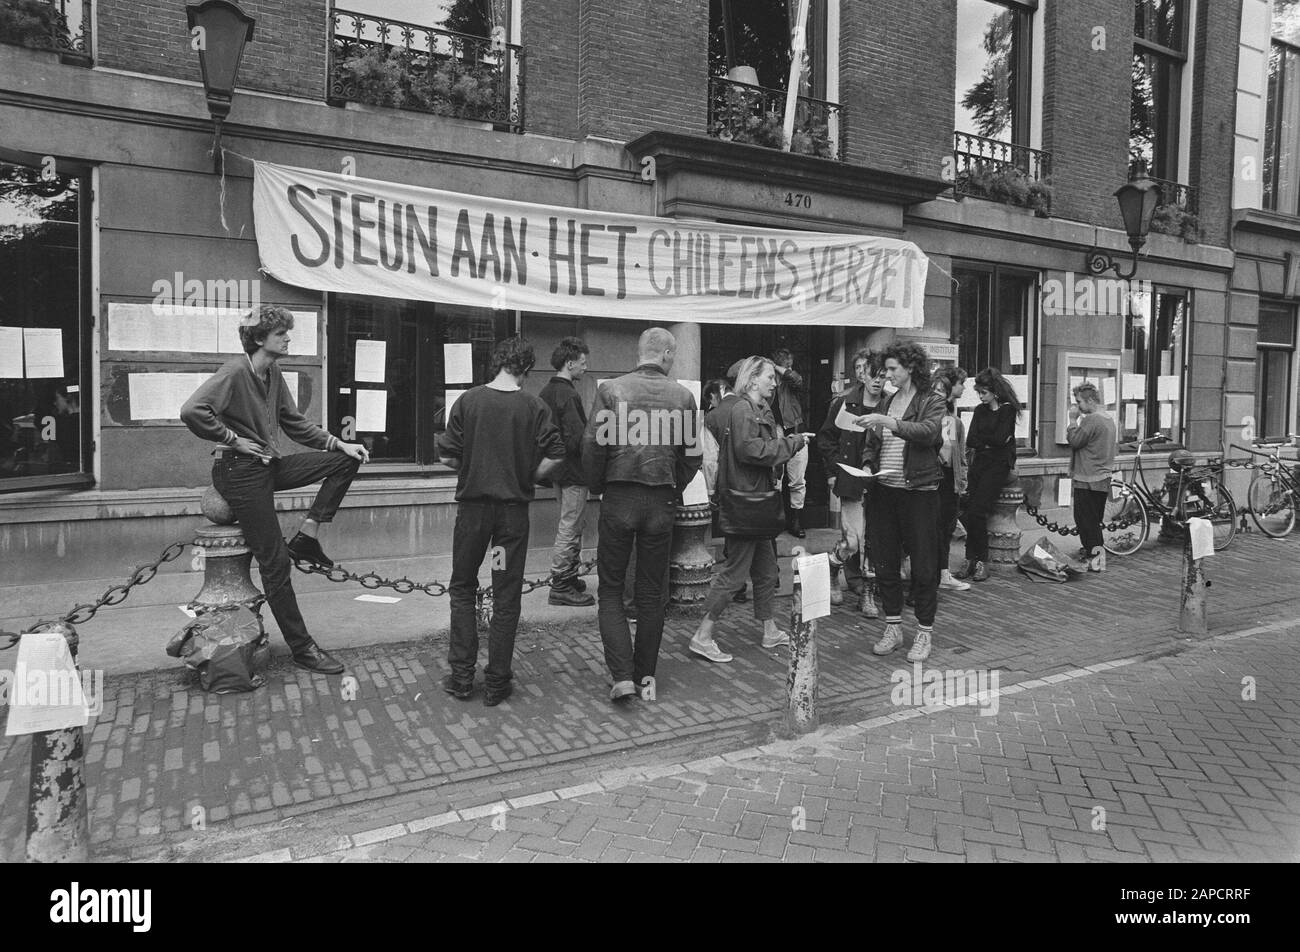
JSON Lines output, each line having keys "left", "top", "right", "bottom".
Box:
{"left": 186, "top": 0, "right": 256, "bottom": 174}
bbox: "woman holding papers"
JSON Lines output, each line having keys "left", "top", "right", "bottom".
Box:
{"left": 955, "top": 368, "right": 1022, "bottom": 582}
{"left": 856, "top": 342, "right": 946, "bottom": 663}
{"left": 689, "top": 357, "right": 810, "bottom": 664}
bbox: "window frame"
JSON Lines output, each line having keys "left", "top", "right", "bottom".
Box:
{"left": 1256, "top": 299, "right": 1297, "bottom": 443}
{"left": 0, "top": 146, "right": 95, "bottom": 494}
{"left": 953, "top": 0, "right": 1038, "bottom": 148}
{"left": 1264, "top": 38, "right": 1300, "bottom": 215}
{"left": 1130, "top": 0, "right": 1189, "bottom": 182}
{"left": 1121, "top": 284, "right": 1191, "bottom": 444}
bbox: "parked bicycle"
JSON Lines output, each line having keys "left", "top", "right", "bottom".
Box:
{"left": 1101, "top": 437, "right": 1238, "bottom": 556}
{"left": 1231, "top": 436, "right": 1300, "bottom": 538}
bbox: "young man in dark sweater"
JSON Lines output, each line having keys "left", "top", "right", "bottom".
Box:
{"left": 180, "top": 306, "right": 370, "bottom": 675}
{"left": 438, "top": 337, "right": 566, "bottom": 706}
{"left": 538, "top": 337, "right": 595, "bottom": 607}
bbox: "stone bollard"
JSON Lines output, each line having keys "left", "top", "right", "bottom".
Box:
{"left": 1178, "top": 531, "right": 1210, "bottom": 635}
{"left": 786, "top": 548, "right": 819, "bottom": 736}
{"left": 26, "top": 622, "right": 90, "bottom": 863}
{"left": 668, "top": 502, "right": 715, "bottom": 605}
{"left": 987, "top": 482, "right": 1025, "bottom": 575}
{"left": 190, "top": 486, "right": 265, "bottom": 614}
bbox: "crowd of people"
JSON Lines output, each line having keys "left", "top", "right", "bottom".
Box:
{"left": 183, "top": 306, "right": 1117, "bottom": 706}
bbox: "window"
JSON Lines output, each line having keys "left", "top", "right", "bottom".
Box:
{"left": 1130, "top": 0, "right": 1188, "bottom": 180}
{"left": 327, "top": 295, "right": 510, "bottom": 469}
{"left": 954, "top": 0, "right": 1035, "bottom": 146}
{"left": 709, "top": 0, "right": 829, "bottom": 97}
{"left": 1121, "top": 286, "right": 1188, "bottom": 442}
{"left": 951, "top": 263, "right": 1037, "bottom": 449}
{"left": 1257, "top": 302, "right": 1296, "bottom": 442}
{"left": 1264, "top": 2, "right": 1300, "bottom": 214}
{"left": 0, "top": 155, "right": 92, "bottom": 492}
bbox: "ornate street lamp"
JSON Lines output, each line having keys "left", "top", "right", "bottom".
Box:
{"left": 1086, "top": 176, "right": 1161, "bottom": 279}
{"left": 186, "top": 0, "right": 256, "bottom": 174}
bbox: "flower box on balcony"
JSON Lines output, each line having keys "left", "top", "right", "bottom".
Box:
{"left": 955, "top": 163, "right": 1053, "bottom": 217}
{"left": 1148, "top": 203, "right": 1199, "bottom": 242}
{"left": 706, "top": 78, "right": 843, "bottom": 161}
{"left": 0, "top": 0, "right": 89, "bottom": 64}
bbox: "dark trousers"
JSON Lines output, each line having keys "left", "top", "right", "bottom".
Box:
{"left": 596, "top": 483, "right": 675, "bottom": 684}
{"left": 961, "top": 456, "right": 1009, "bottom": 563}
{"left": 1073, "top": 486, "right": 1108, "bottom": 555}
{"left": 937, "top": 466, "right": 959, "bottom": 573}
{"left": 212, "top": 451, "right": 360, "bottom": 652}
{"left": 867, "top": 484, "right": 939, "bottom": 627}
{"left": 448, "top": 500, "right": 531, "bottom": 689}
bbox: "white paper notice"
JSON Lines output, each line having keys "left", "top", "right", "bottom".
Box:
{"left": 682, "top": 471, "right": 710, "bottom": 506}
{"left": 1102, "top": 377, "right": 1117, "bottom": 406}
{"left": 128, "top": 373, "right": 206, "bottom": 420}
{"left": 289, "top": 311, "right": 319, "bottom": 356}
{"left": 835, "top": 403, "right": 865, "bottom": 432}
{"left": 795, "top": 552, "right": 832, "bottom": 620}
{"left": 444, "top": 343, "right": 474, "bottom": 384}
{"left": 4, "top": 630, "right": 89, "bottom": 736}
{"left": 355, "top": 340, "right": 387, "bottom": 383}
{"left": 677, "top": 379, "right": 702, "bottom": 409}
{"left": 1123, "top": 373, "right": 1146, "bottom": 400}
{"left": 1004, "top": 374, "right": 1029, "bottom": 402}
{"left": 106, "top": 304, "right": 154, "bottom": 351}
{"left": 22, "top": 328, "right": 63, "bottom": 378}
{"left": 107, "top": 304, "right": 221, "bottom": 353}
{"left": 1008, "top": 335, "right": 1025, "bottom": 367}
{"left": 1157, "top": 375, "right": 1180, "bottom": 402}
{"left": 1057, "top": 477, "right": 1073, "bottom": 507}
{"left": 1188, "top": 517, "right": 1215, "bottom": 560}
{"left": 281, "top": 371, "right": 299, "bottom": 408}
{"left": 956, "top": 384, "right": 981, "bottom": 409}
{"left": 1124, "top": 403, "right": 1138, "bottom": 430}
{"left": 1159, "top": 402, "right": 1174, "bottom": 429}
{"left": 0, "top": 327, "right": 22, "bottom": 377}
{"left": 1015, "top": 412, "right": 1030, "bottom": 440}
{"left": 446, "top": 389, "right": 467, "bottom": 418}
{"left": 354, "top": 388, "right": 387, "bottom": 432}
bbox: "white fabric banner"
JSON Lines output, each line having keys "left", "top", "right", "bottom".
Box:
{"left": 252, "top": 162, "right": 927, "bottom": 327}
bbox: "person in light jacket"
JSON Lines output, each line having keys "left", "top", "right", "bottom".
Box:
{"left": 933, "top": 368, "right": 971, "bottom": 592}
{"left": 1066, "top": 381, "right": 1118, "bottom": 572}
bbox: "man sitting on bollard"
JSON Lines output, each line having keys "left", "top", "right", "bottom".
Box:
{"left": 180, "top": 305, "right": 370, "bottom": 676}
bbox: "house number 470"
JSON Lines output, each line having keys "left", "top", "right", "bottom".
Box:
{"left": 784, "top": 192, "right": 812, "bottom": 209}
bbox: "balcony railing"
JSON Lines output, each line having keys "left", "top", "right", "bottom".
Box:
{"left": 953, "top": 131, "right": 1053, "bottom": 216}
{"left": 329, "top": 6, "right": 524, "bottom": 133}
{"left": 706, "top": 76, "right": 846, "bottom": 161}
{"left": 1140, "top": 173, "right": 1200, "bottom": 241}
{"left": 0, "top": 0, "right": 91, "bottom": 64}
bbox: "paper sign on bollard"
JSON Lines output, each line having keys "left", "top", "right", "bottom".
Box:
{"left": 4, "top": 630, "right": 89, "bottom": 736}
{"left": 1188, "top": 517, "right": 1215, "bottom": 561}
{"left": 795, "top": 552, "right": 832, "bottom": 620}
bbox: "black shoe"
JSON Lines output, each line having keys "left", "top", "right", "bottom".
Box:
{"left": 442, "top": 674, "right": 474, "bottom": 700}
{"left": 292, "top": 642, "right": 345, "bottom": 675}
{"left": 572, "top": 577, "right": 588, "bottom": 593}
{"left": 787, "top": 515, "right": 806, "bottom": 539}
{"left": 732, "top": 585, "right": 748, "bottom": 604}
{"left": 483, "top": 682, "right": 513, "bottom": 707}
{"left": 549, "top": 584, "right": 595, "bottom": 607}
{"left": 287, "top": 532, "right": 334, "bottom": 568}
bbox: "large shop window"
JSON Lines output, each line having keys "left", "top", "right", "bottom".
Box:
{"left": 1122, "top": 286, "right": 1188, "bottom": 443}
{"left": 954, "top": 0, "right": 1035, "bottom": 146}
{"left": 327, "top": 295, "right": 510, "bottom": 469}
{"left": 1257, "top": 302, "right": 1297, "bottom": 442}
{"left": 1265, "top": 1, "right": 1300, "bottom": 215}
{"left": 0, "top": 156, "right": 92, "bottom": 492}
{"left": 1130, "top": 0, "right": 1188, "bottom": 180}
{"left": 950, "top": 263, "right": 1036, "bottom": 449}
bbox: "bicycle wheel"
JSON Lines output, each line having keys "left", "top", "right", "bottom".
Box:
{"left": 1248, "top": 473, "right": 1297, "bottom": 538}
{"left": 1181, "top": 475, "right": 1238, "bottom": 551}
{"left": 1101, "top": 485, "right": 1148, "bottom": 556}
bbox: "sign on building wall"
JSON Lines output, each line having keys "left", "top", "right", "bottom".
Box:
{"left": 252, "top": 162, "right": 927, "bottom": 328}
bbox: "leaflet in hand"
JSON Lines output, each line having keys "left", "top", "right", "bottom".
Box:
{"left": 834, "top": 404, "right": 865, "bottom": 432}
{"left": 837, "top": 462, "right": 897, "bottom": 479}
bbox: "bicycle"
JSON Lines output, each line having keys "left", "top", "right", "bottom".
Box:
{"left": 1100, "top": 437, "right": 1238, "bottom": 556}
{"left": 1232, "top": 436, "right": 1300, "bottom": 538}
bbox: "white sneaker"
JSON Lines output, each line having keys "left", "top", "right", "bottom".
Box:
{"left": 761, "top": 630, "right": 791, "bottom": 649}
{"left": 907, "top": 630, "right": 932, "bottom": 662}
{"left": 872, "top": 623, "right": 904, "bottom": 655}
{"left": 688, "top": 637, "right": 733, "bottom": 664}
{"left": 938, "top": 569, "right": 971, "bottom": 592}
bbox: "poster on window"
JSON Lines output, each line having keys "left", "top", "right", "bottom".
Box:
{"left": 252, "top": 162, "right": 928, "bottom": 328}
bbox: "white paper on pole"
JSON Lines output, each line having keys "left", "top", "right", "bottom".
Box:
{"left": 4, "top": 630, "right": 89, "bottom": 736}
{"left": 22, "top": 328, "right": 63, "bottom": 378}
{"left": 681, "top": 471, "right": 709, "bottom": 506}
{"left": 834, "top": 403, "right": 865, "bottom": 432}
{"left": 1122, "top": 372, "right": 1146, "bottom": 400}
{"left": 1125, "top": 403, "right": 1139, "bottom": 430}
{"left": 355, "top": 340, "right": 387, "bottom": 383}
{"left": 1188, "top": 517, "right": 1215, "bottom": 560}
{"left": 1157, "top": 375, "right": 1180, "bottom": 401}
{"left": 289, "top": 311, "right": 319, "bottom": 356}
{"left": 795, "top": 552, "right": 832, "bottom": 620}
{"left": 1008, "top": 335, "right": 1025, "bottom": 366}
{"left": 0, "top": 327, "right": 23, "bottom": 377}
{"left": 1057, "top": 478, "right": 1073, "bottom": 507}
{"left": 444, "top": 343, "right": 474, "bottom": 384}
{"left": 354, "top": 388, "right": 387, "bottom": 431}
{"left": 281, "top": 371, "right": 299, "bottom": 408}
{"left": 1102, "top": 377, "right": 1117, "bottom": 406}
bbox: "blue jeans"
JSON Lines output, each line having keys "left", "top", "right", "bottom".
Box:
{"left": 447, "top": 500, "right": 530, "bottom": 690}
{"left": 550, "top": 483, "right": 589, "bottom": 583}
{"left": 596, "top": 483, "right": 675, "bottom": 683}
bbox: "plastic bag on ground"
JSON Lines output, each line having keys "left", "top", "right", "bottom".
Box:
{"left": 166, "top": 605, "right": 270, "bottom": 693}
{"left": 1016, "top": 534, "right": 1087, "bottom": 584}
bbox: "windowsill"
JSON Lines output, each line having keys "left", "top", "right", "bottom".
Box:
{"left": 0, "top": 472, "right": 95, "bottom": 495}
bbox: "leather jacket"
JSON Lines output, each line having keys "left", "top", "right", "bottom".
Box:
{"left": 718, "top": 394, "right": 800, "bottom": 493}
{"left": 816, "top": 382, "right": 876, "bottom": 501}
{"left": 861, "top": 387, "right": 946, "bottom": 489}
{"left": 772, "top": 366, "right": 805, "bottom": 432}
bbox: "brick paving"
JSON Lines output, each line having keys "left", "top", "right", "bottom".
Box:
{"left": 2, "top": 531, "right": 1298, "bottom": 861}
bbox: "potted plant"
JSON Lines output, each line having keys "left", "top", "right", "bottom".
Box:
{"left": 1149, "top": 203, "right": 1199, "bottom": 242}
{"left": 0, "top": 0, "right": 71, "bottom": 52}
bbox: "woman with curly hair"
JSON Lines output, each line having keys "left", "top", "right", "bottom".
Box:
{"left": 955, "top": 367, "right": 1021, "bottom": 581}
{"left": 856, "top": 341, "right": 946, "bottom": 662}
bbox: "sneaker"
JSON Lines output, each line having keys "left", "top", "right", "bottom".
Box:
{"left": 952, "top": 560, "right": 975, "bottom": 580}
{"left": 442, "top": 674, "right": 474, "bottom": 700}
{"left": 688, "top": 636, "right": 733, "bottom": 663}
{"left": 572, "top": 577, "right": 588, "bottom": 593}
{"left": 971, "top": 561, "right": 989, "bottom": 582}
{"left": 761, "top": 630, "right": 791, "bottom": 649}
{"left": 872, "top": 622, "right": 904, "bottom": 655}
{"left": 609, "top": 679, "right": 637, "bottom": 702}
{"left": 938, "top": 569, "right": 971, "bottom": 592}
{"left": 483, "top": 682, "right": 513, "bottom": 707}
{"left": 830, "top": 586, "right": 844, "bottom": 607}
{"left": 860, "top": 589, "right": 879, "bottom": 619}
{"left": 548, "top": 584, "right": 595, "bottom": 607}
{"left": 907, "top": 630, "right": 932, "bottom": 662}
{"left": 638, "top": 676, "right": 657, "bottom": 701}
{"left": 287, "top": 532, "right": 334, "bottom": 568}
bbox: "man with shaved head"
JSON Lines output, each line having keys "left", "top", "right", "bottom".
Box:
{"left": 583, "top": 327, "right": 700, "bottom": 704}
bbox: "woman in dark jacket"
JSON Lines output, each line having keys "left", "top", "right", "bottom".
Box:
{"left": 689, "top": 356, "right": 809, "bottom": 664}
{"left": 857, "top": 341, "right": 946, "bottom": 663}
{"left": 955, "top": 367, "right": 1021, "bottom": 581}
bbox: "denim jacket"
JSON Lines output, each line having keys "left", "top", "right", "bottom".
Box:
{"left": 581, "top": 364, "right": 701, "bottom": 495}
{"left": 861, "top": 388, "right": 946, "bottom": 489}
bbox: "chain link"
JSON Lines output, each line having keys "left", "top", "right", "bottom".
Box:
{"left": 1023, "top": 495, "right": 1144, "bottom": 537}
